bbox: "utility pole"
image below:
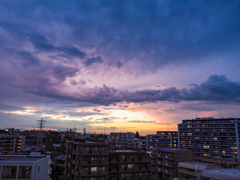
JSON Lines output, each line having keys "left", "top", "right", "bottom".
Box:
{"left": 37, "top": 118, "right": 46, "bottom": 147}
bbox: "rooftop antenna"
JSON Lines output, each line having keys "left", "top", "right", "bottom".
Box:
{"left": 220, "top": 109, "right": 221, "bottom": 118}
{"left": 196, "top": 111, "right": 197, "bottom": 118}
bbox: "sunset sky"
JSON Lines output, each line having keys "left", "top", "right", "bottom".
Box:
{"left": 0, "top": 1, "right": 240, "bottom": 135}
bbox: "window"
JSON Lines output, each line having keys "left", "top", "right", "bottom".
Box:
{"left": 98, "top": 166, "right": 105, "bottom": 171}
{"left": 91, "top": 167, "right": 97, "bottom": 172}
{"left": 128, "top": 164, "right": 134, "bottom": 168}
{"left": 2, "top": 166, "right": 17, "bottom": 179}
{"left": 18, "top": 166, "right": 32, "bottom": 179}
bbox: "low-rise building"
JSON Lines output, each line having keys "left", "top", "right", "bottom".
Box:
{"left": 178, "top": 161, "right": 221, "bottom": 180}
{"left": 108, "top": 150, "right": 152, "bottom": 179}
{"left": 110, "top": 132, "right": 136, "bottom": 150}
{"left": 0, "top": 135, "right": 25, "bottom": 154}
{"left": 0, "top": 154, "right": 52, "bottom": 180}
{"left": 152, "top": 148, "right": 193, "bottom": 179}
{"left": 199, "top": 168, "right": 240, "bottom": 180}
{"left": 65, "top": 138, "right": 152, "bottom": 180}
{"left": 146, "top": 131, "right": 178, "bottom": 151}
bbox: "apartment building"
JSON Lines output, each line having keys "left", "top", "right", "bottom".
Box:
{"left": 65, "top": 139, "right": 152, "bottom": 180}
{"left": 0, "top": 135, "right": 25, "bottom": 154}
{"left": 151, "top": 148, "right": 193, "bottom": 180}
{"left": 108, "top": 150, "right": 151, "bottom": 179}
{"left": 0, "top": 154, "right": 52, "bottom": 180}
{"left": 178, "top": 117, "right": 240, "bottom": 161}
{"left": 110, "top": 132, "right": 136, "bottom": 150}
{"left": 65, "top": 139, "right": 109, "bottom": 180}
{"left": 146, "top": 131, "right": 178, "bottom": 151}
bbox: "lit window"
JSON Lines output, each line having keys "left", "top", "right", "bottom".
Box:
{"left": 91, "top": 167, "right": 97, "bottom": 172}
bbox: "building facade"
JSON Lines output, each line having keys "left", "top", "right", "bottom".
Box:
{"left": 0, "top": 135, "right": 25, "bottom": 154}
{"left": 178, "top": 117, "right": 240, "bottom": 161}
{"left": 109, "top": 132, "right": 136, "bottom": 150}
{"left": 65, "top": 139, "right": 152, "bottom": 180}
{"left": 151, "top": 148, "right": 193, "bottom": 180}
{"left": 146, "top": 131, "right": 178, "bottom": 151}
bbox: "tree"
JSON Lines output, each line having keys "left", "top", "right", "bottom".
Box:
{"left": 135, "top": 131, "right": 140, "bottom": 138}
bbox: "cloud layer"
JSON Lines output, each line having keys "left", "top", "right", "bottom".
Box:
{"left": 0, "top": 1, "right": 240, "bottom": 133}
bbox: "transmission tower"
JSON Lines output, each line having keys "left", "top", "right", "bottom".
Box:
{"left": 73, "top": 126, "right": 77, "bottom": 133}
{"left": 37, "top": 118, "right": 46, "bottom": 147}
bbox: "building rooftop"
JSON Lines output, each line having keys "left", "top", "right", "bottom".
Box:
{"left": 158, "top": 148, "right": 191, "bottom": 152}
{"left": 182, "top": 117, "right": 238, "bottom": 121}
{"left": 203, "top": 168, "right": 240, "bottom": 178}
{"left": 179, "top": 161, "right": 216, "bottom": 166}
{"left": 109, "top": 150, "right": 144, "bottom": 153}
{"left": 0, "top": 155, "right": 49, "bottom": 163}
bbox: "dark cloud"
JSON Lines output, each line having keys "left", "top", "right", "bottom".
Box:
{"left": 116, "top": 62, "right": 122, "bottom": 69}
{"left": 28, "top": 34, "right": 55, "bottom": 51}
{"left": 164, "top": 109, "right": 176, "bottom": 112}
{"left": 56, "top": 46, "right": 86, "bottom": 59}
{"left": 52, "top": 65, "right": 79, "bottom": 81}
{"left": 28, "top": 34, "right": 86, "bottom": 59}
{"left": 2, "top": 0, "right": 238, "bottom": 71}
{"left": 8, "top": 49, "right": 40, "bottom": 66}
{"left": 21, "top": 75, "right": 240, "bottom": 106}
{"left": 84, "top": 56, "right": 103, "bottom": 66}
{"left": 0, "top": 103, "right": 25, "bottom": 111}
{"left": 67, "top": 111, "right": 103, "bottom": 117}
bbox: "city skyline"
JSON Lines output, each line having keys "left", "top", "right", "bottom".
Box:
{"left": 0, "top": 1, "right": 240, "bottom": 135}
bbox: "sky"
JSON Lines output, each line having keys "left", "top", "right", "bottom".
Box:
{"left": 0, "top": 0, "right": 240, "bottom": 135}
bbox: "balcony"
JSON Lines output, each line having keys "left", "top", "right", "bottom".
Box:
{"left": 165, "top": 169, "right": 174, "bottom": 175}
{"left": 72, "top": 160, "right": 79, "bottom": 165}
{"left": 81, "top": 151, "right": 91, "bottom": 155}
{"left": 110, "top": 159, "right": 120, "bottom": 163}
{"left": 165, "top": 162, "right": 174, "bottom": 167}
{"left": 81, "top": 161, "right": 91, "bottom": 166}
{"left": 158, "top": 167, "right": 162, "bottom": 172}
{"left": 73, "top": 150, "right": 78, "bottom": 154}
{"left": 165, "top": 155, "right": 174, "bottom": 159}
{"left": 71, "top": 169, "right": 78, "bottom": 176}
{"left": 91, "top": 171, "right": 108, "bottom": 176}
